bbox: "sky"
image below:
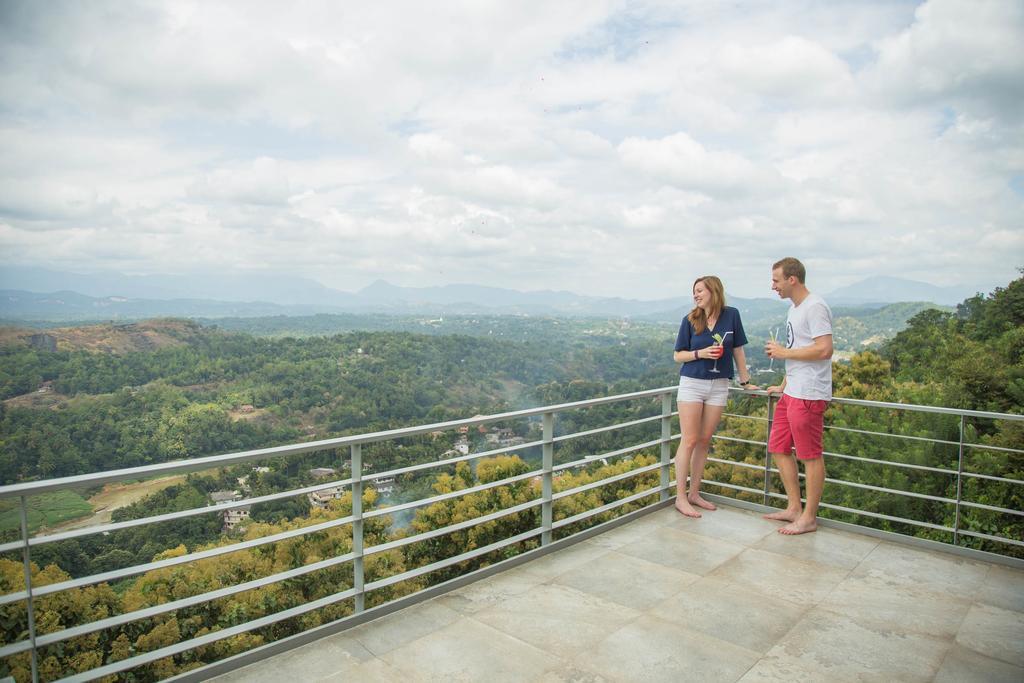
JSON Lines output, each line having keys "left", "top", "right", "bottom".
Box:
{"left": 0, "top": 0, "right": 1022, "bottom": 300}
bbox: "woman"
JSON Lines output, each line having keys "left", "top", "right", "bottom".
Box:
{"left": 673, "top": 275, "right": 757, "bottom": 518}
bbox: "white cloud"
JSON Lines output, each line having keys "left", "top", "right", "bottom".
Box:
{"left": 715, "top": 36, "right": 855, "bottom": 102}
{"left": 0, "top": 0, "right": 1021, "bottom": 300}
{"left": 618, "top": 132, "right": 768, "bottom": 194}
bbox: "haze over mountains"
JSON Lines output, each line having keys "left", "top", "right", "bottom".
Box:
{"left": 0, "top": 266, "right": 976, "bottom": 322}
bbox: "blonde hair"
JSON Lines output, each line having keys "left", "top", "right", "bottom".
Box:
{"left": 687, "top": 275, "right": 725, "bottom": 335}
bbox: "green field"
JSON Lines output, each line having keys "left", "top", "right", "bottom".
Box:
{"left": 0, "top": 490, "right": 94, "bottom": 535}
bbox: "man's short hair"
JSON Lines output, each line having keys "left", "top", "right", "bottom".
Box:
{"left": 773, "top": 257, "right": 806, "bottom": 284}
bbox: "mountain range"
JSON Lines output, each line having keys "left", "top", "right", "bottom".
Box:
{"left": 0, "top": 266, "right": 976, "bottom": 323}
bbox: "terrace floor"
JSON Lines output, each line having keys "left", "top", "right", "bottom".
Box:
{"left": 212, "top": 503, "right": 1024, "bottom": 682}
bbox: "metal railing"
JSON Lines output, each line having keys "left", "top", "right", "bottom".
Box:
{"left": 0, "top": 387, "right": 1021, "bottom": 682}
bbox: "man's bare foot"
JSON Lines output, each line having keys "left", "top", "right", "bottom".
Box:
{"left": 675, "top": 502, "right": 702, "bottom": 518}
{"left": 778, "top": 519, "right": 817, "bottom": 535}
{"left": 763, "top": 508, "right": 801, "bottom": 522}
{"left": 688, "top": 495, "right": 717, "bottom": 511}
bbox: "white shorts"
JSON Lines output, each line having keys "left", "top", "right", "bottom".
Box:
{"left": 677, "top": 376, "right": 730, "bottom": 406}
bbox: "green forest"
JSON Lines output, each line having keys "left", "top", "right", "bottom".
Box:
{"left": 0, "top": 274, "right": 1020, "bottom": 681}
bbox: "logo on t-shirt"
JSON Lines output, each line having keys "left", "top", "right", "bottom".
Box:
{"left": 786, "top": 322, "right": 794, "bottom": 348}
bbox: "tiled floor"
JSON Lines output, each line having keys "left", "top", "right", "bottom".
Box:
{"left": 212, "top": 504, "right": 1024, "bottom": 682}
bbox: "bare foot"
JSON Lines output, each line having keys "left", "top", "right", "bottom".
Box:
{"left": 763, "top": 508, "right": 801, "bottom": 522}
{"left": 688, "top": 495, "right": 717, "bottom": 511}
{"left": 675, "top": 502, "right": 702, "bottom": 518}
{"left": 778, "top": 519, "right": 817, "bottom": 535}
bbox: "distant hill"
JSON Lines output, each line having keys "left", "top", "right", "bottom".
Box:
{"left": 0, "top": 266, "right": 349, "bottom": 307}
{"left": 831, "top": 302, "right": 951, "bottom": 350}
{"left": 0, "top": 289, "right": 310, "bottom": 321}
{"left": 0, "top": 267, "right": 977, "bottom": 322}
{"left": 826, "top": 276, "right": 977, "bottom": 306}
{"left": 0, "top": 319, "right": 205, "bottom": 354}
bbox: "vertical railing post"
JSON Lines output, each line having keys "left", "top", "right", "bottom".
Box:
{"left": 954, "top": 415, "right": 966, "bottom": 545}
{"left": 350, "top": 444, "right": 364, "bottom": 613}
{"left": 660, "top": 392, "right": 673, "bottom": 501}
{"left": 541, "top": 412, "right": 554, "bottom": 546}
{"left": 19, "top": 496, "right": 39, "bottom": 683}
{"left": 763, "top": 394, "right": 776, "bottom": 507}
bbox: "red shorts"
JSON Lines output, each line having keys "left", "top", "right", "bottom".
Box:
{"left": 768, "top": 394, "right": 828, "bottom": 460}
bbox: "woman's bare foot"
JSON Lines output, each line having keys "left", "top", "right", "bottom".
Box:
{"left": 763, "top": 508, "right": 801, "bottom": 522}
{"left": 779, "top": 519, "right": 817, "bottom": 535}
{"left": 675, "top": 502, "right": 702, "bottom": 518}
{"left": 688, "top": 495, "right": 717, "bottom": 511}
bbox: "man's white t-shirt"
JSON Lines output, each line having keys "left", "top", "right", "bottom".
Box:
{"left": 784, "top": 293, "right": 833, "bottom": 400}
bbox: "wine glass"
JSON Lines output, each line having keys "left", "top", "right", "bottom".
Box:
{"left": 768, "top": 327, "right": 780, "bottom": 371}
{"left": 709, "top": 331, "right": 732, "bottom": 373}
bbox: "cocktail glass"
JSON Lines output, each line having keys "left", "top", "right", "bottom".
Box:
{"left": 710, "top": 331, "right": 732, "bottom": 373}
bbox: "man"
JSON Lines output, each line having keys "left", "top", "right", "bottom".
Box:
{"left": 763, "top": 257, "right": 833, "bottom": 535}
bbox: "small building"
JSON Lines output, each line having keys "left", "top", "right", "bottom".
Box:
{"left": 222, "top": 506, "right": 251, "bottom": 531}
{"left": 209, "top": 490, "right": 249, "bottom": 531}
{"left": 308, "top": 486, "right": 344, "bottom": 509}
{"left": 239, "top": 404, "right": 255, "bottom": 413}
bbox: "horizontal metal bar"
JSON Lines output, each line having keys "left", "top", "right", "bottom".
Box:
{"left": 701, "top": 479, "right": 767, "bottom": 496}
{"left": 705, "top": 457, "right": 765, "bottom": 472}
{"left": 551, "top": 414, "right": 663, "bottom": 443}
{"left": 363, "top": 470, "right": 542, "bottom": 520}
{"left": 813, "top": 498, "right": 955, "bottom": 533}
{"left": 553, "top": 436, "right": 678, "bottom": 474}
{"left": 825, "top": 395, "right": 1024, "bottom": 421}
{"left": 366, "top": 499, "right": 543, "bottom": 555}
{"left": 0, "top": 477, "right": 358, "bottom": 555}
{"left": 960, "top": 470, "right": 1024, "bottom": 485}
{"left": 823, "top": 424, "right": 960, "bottom": 447}
{"left": 551, "top": 462, "right": 662, "bottom": 501}
{"left": 956, "top": 528, "right": 1024, "bottom": 548}
{"left": 56, "top": 584, "right": 360, "bottom": 683}
{"left": 761, "top": 466, "right": 956, "bottom": 505}
{"left": 1, "top": 387, "right": 678, "bottom": 500}
{"left": 821, "top": 450, "right": 957, "bottom": 476}
{"left": 581, "top": 437, "right": 664, "bottom": 462}
{"left": 369, "top": 440, "right": 545, "bottom": 481}
{"left": 963, "top": 442, "right": 1024, "bottom": 455}
{"left": 711, "top": 434, "right": 766, "bottom": 447}
{"left": 364, "top": 528, "right": 544, "bottom": 592}
{"left": 551, "top": 486, "right": 663, "bottom": 529}
{"left": 823, "top": 477, "right": 955, "bottom": 504}
{"left": 10, "top": 549, "right": 359, "bottom": 657}
{"left": 4, "top": 513, "right": 357, "bottom": 605}
{"left": 958, "top": 499, "right": 1024, "bottom": 517}
{"left": 721, "top": 411, "right": 769, "bottom": 422}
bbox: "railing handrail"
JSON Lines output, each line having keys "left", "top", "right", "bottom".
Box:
{"left": 2, "top": 387, "right": 1020, "bottom": 500}
{"left": 2, "top": 385, "right": 1022, "bottom": 683}
{"left": 0, "top": 386, "right": 672, "bottom": 499}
